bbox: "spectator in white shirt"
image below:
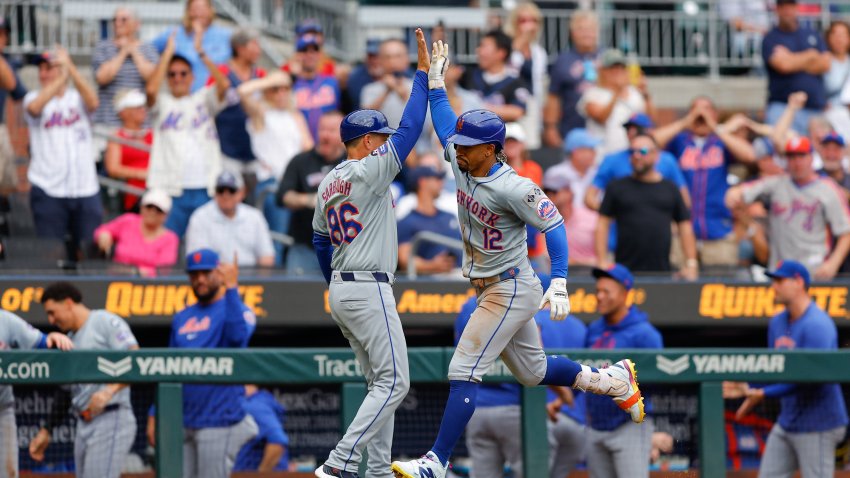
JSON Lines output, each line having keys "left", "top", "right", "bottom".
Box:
{"left": 577, "top": 49, "right": 649, "bottom": 155}
{"left": 145, "top": 30, "right": 230, "bottom": 237}
{"left": 238, "top": 71, "right": 313, "bottom": 264}
{"left": 186, "top": 170, "right": 275, "bottom": 267}
{"left": 24, "top": 47, "right": 101, "bottom": 248}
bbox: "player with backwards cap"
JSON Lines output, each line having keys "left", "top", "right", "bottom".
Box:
{"left": 311, "top": 28, "right": 430, "bottom": 478}
{"left": 390, "top": 41, "right": 645, "bottom": 478}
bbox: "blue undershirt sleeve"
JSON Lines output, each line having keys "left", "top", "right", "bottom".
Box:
{"left": 312, "top": 232, "right": 333, "bottom": 284}
{"left": 387, "top": 71, "right": 429, "bottom": 162}
{"left": 545, "top": 223, "right": 569, "bottom": 279}
{"left": 428, "top": 88, "right": 457, "bottom": 148}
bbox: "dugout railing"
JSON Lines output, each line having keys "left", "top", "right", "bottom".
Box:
{"left": 0, "top": 348, "right": 841, "bottom": 477}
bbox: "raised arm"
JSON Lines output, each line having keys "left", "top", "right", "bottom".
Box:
{"left": 237, "top": 73, "right": 290, "bottom": 129}
{"left": 146, "top": 31, "right": 176, "bottom": 107}
{"left": 0, "top": 54, "right": 17, "bottom": 90}
{"left": 386, "top": 28, "right": 430, "bottom": 162}
{"left": 194, "top": 23, "right": 229, "bottom": 101}
{"left": 427, "top": 40, "right": 456, "bottom": 148}
{"left": 54, "top": 47, "right": 98, "bottom": 112}
{"left": 26, "top": 64, "right": 69, "bottom": 117}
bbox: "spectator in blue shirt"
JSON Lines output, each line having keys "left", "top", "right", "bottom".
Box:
{"left": 653, "top": 97, "right": 756, "bottom": 267}
{"left": 544, "top": 10, "right": 600, "bottom": 147}
{"left": 761, "top": 0, "right": 830, "bottom": 133}
{"left": 234, "top": 385, "right": 290, "bottom": 472}
{"left": 292, "top": 35, "right": 341, "bottom": 142}
{"left": 585, "top": 264, "right": 662, "bottom": 478}
{"left": 344, "top": 38, "right": 383, "bottom": 111}
{"left": 467, "top": 30, "right": 531, "bottom": 123}
{"left": 725, "top": 261, "right": 848, "bottom": 478}
{"left": 397, "top": 166, "right": 462, "bottom": 276}
{"left": 152, "top": 0, "right": 231, "bottom": 93}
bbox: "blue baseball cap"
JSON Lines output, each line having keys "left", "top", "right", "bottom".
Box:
{"left": 623, "top": 113, "right": 654, "bottom": 129}
{"left": 823, "top": 131, "right": 845, "bottom": 147}
{"left": 295, "top": 18, "right": 323, "bottom": 36}
{"left": 407, "top": 166, "right": 445, "bottom": 191}
{"left": 765, "top": 260, "right": 810, "bottom": 287}
{"left": 186, "top": 249, "right": 220, "bottom": 272}
{"left": 592, "top": 263, "right": 634, "bottom": 291}
{"left": 564, "top": 128, "right": 601, "bottom": 154}
{"left": 366, "top": 38, "right": 381, "bottom": 56}
{"left": 296, "top": 33, "right": 321, "bottom": 52}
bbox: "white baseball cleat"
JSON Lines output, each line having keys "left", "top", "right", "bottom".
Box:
{"left": 391, "top": 451, "right": 447, "bottom": 478}
{"left": 604, "top": 359, "right": 645, "bottom": 423}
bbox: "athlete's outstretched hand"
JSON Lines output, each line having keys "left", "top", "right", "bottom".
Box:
{"left": 415, "top": 28, "right": 430, "bottom": 73}
{"left": 539, "top": 278, "right": 571, "bottom": 321}
{"left": 429, "top": 39, "right": 450, "bottom": 90}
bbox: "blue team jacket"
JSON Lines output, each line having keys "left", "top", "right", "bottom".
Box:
{"left": 171, "top": 288, "right": 256, "bottom": 428}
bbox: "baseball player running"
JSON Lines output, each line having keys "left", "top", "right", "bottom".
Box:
{"left": 29, "top": 282, "right": 139, "bottom": 478}
{"left": 311, "top": 28, "right": 430, "bottom": 478}
{"left": 0, "top": 311, "right": 73, "bottom": 477}
{"left": 391, "top": 42, "right": 644, "bottom": 478}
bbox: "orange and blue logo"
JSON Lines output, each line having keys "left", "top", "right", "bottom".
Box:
{"left": 537, "top": 199, "right": 557, "bottom": 220}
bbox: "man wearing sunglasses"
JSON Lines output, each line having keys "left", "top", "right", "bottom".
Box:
{"left": 726, "top": 136, "right": 850, "bottom": 279}
{"left": 145, "top": 28, "right": 230, "bottom": 237}
{"left": 595, "top": 133, "right": 698, "bottom": 279}
{"left": 186, "top": 170, "right": 275, "bottom": 267}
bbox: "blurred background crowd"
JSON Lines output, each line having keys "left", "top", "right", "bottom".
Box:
{"left": 0, "top": 0, "right": 848, "bottom": 283}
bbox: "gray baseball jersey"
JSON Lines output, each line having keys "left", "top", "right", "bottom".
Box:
{"left": 312, "top": 142, "right": 402, "bottom": 273}
{"left": 444, "top": 147, "right": 564, "bottom": 278}
{"left": 742, "top": 175, "right": 850, "bottom": 272}
{"left": 0, "top": 311, "right": 44, "bottom": 408}
{"left": 68, "top": 310, "right": 138, "bottom": 413}
{"left": 0, "top": 311, "right": 44, "bottom": 478}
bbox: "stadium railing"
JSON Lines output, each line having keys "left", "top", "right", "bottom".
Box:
{"left": 1, "top": 347, "right": 842, "bottom": 477}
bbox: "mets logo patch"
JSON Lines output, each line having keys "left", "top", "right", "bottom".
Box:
{"left": 456, "top": 117, "right": 464, "bottom": 131}
{"left": 536, "top": 199, "right": 557, "bottom": 220}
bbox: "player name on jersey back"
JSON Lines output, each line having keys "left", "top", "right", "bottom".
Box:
{"left": 321, "top": 178, "right": 352, "bottom": 203}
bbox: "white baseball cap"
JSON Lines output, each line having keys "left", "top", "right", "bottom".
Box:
{"left": 140, "top": 189, "right": 172, "bottom": 213}
{"left": 505, "top": 122, "right": 526, "bottom": 143}
{"left": 114, "top": 89, "right": 146, "bottom": 112}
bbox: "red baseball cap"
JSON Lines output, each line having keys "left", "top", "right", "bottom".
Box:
{"left": 785, "top": 136, "right": 812, "bottom": 154}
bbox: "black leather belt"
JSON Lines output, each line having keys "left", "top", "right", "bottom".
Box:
{"left": 339, "top": 272, "right": 391, "bottom": 283}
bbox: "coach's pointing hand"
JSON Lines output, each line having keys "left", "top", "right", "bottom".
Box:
{"left": 540, "top": 278, "right": 570, "bottom": 321}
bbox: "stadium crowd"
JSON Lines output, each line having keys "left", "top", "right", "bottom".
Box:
{"left": 0, "top": 0, "right": 848, "bottom": 281}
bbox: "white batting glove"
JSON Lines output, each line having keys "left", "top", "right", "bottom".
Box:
{"left": 539, "top": 278, "right": 570, "bottom": 321}
{"left": 429, "top": 40, "right": 450, "bottom": 89}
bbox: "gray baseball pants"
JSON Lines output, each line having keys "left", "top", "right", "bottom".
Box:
{"left": 324, "top": 275, "right": 410, "bottom": 478}
{"left": 466, "top": 404, "right": 522, "bottom": 478}
{"left": 0, "top": 406, "right": 16, "bottom": 478}
{"left": 548, "top": 412, "right": 585, "bottom": 478}
{"left": 183, "top": 414, "right": 258, "bottom": 478}
{"left": 74, "top": 406, "right": 136, "bottom": 478}
{"left": 586, "top": 419, "right": 653, "bottom": 478}
{"left": 450, "top": 268, "right": 546, "bottom": 386}
{"left": 758, "top": 424, "right": 845, "bottom": 478}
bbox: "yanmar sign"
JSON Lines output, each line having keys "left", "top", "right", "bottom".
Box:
{"left": 657, "top": 354, "right": 785, "bottom": 375}
{"left": 97, "top": 356, "right": 236, "bottom": 377}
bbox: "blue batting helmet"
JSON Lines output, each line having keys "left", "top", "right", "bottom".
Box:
{"left": 447, "top": 109, "right": 506, "bottom": 152}
{"left": 340, "top": 109, "right": 396, "bottom": 143}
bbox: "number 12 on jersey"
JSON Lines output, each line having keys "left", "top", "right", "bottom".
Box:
{"left": 327, "top": 203, "right": 363, "bottom": 246}
{"left": 482, "top": 227, "right": 502, "bottom": 250}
